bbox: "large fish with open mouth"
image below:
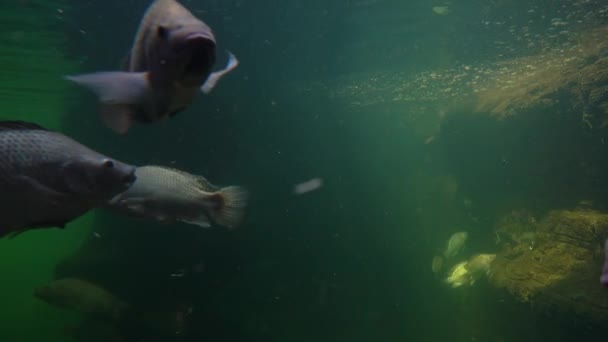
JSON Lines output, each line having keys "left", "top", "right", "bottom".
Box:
{"left": 0, "top": 121, "right": 136, "bottom": 238}
{"left": 65, "top": 0, "right": 239, "bottom": 134}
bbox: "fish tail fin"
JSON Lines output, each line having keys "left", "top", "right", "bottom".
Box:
{"left": 64, "top": 71, "right": 150, "bottom": 134}
{"left": 201, "top": 51, "right": 239, "bottom": 94}
{"left": 207, "top": 186, "right": 249, "bottom": 229}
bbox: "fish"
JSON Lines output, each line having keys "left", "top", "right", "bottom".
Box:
{"left": 65, "top": 0, "right": 239, "bottom": 134}
{"left": 105, "top": 165, "right": 248, "bottom": 229}
{"left": 431, "top": 255, "right": 443, "bottom": 274}
{"left": 443, "top": 231, "right": 468, "bottom": 259}
{"left": 34, "top": 278, "right": 130, "bottom": 321}
{"left": 444, "top": 253, "right": 496, "bottom": 288}
{"left": 445, "top": 261, "right": 469, "bottom": 288}
{"left": 0, "top": 121, "right": 136, "bottom": 238}
{"left": 601, "top": 239, "right": 608, "bottom": 287}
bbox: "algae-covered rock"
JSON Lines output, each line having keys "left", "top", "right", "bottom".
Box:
{"left": 490, "top": 209, "right": 608, "bottom": 321}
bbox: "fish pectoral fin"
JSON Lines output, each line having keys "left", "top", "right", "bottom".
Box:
{"left": 64, "top": 71, "right": 150, "bottom": 104}
{"left": 6, "top": 221, "right": 67, "bottom": 239}
{"left": 179, "top": 214, "right": 212, "bottom": 228}
{"left": 200, "top": 51, "right": 239, "bottom": 94}
{"left": 65, "top": 71, "right": 150, "bottom": 134}
{"left": 100, "top": 104, "right": 134, "bottom": 135}
{"left": 14, "top": 175, "right": 70, "bottom": 200}
{"left": 120, "top": 197, "right": 151, "bottom": 214}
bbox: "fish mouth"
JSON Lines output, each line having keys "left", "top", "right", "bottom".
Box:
{"left": 123, "top": 169, "right": 137, "bottom": 185}
{"left": 184, "top": 32, "right": 214, "bottom": 42}
{"left": 121, "top": 167, "right": 137, "bottom": 187}
{"left": 181, "top": 34, "right": 216, "bottom": 76}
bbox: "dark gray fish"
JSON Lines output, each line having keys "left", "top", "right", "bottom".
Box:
{"left": 65, "top": 0, "right": 239, "bottom": 134}
{"left": 106, "top": 165, "right": 248, "bottom": 229}
{"left": 34, "top": 278, "right": 129, "bottom": 321}
{"left": 0, "top": 121, "right": 136, "bottom": 238}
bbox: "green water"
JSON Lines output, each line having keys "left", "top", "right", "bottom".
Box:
{"left": 1, "top": 0, "right": 608, "bottom": 341}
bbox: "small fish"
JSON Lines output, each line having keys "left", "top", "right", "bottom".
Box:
{"left": 445, "top": 261, "right": 469, "bottom": 288}
{"left": 444, "top": 254, "right": 495, "bottom": 288}
{"left": 601, "top": 240, "right": 608, "bottom": 287}
{"left": 443, "top": 231, "right": 468, "bottom": 259}
{"left": 106, "top": 165, "right": 248, "bottom": 229}
{"left": 0, "top": 121, "right": 136, "bottom": 238}
{"left": 431, "top": 255, "right": 443, "bottom": 274}
{"left": 65, "top": 0, "right": 239, "bottom": 134}
{"left": 34, "top": 278, "right": 129, "bottom": 321}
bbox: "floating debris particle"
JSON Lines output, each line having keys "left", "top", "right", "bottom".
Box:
{"left": 432, "top": 6, "right": 450, "bottom": 15}
{"left": 294, "top": 178, "right": 323, "bottom": 195}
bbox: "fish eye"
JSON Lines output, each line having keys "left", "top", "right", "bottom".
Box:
{"left": 103, "top": 159, "right": 115, "bottom": 169}
{"left": 157, "top": 25, "right": 169, "bottom": 39}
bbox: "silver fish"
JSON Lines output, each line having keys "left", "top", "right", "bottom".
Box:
{"left": 34, "top": 278, "right": 129, "bottom": 321}
{"left": 0, "top": 121, "right": 136, "bottom": 238}
{"left": 65, "top": 0, "right": 239, "bottom": 134}
{"left": 106, "top": 165, "right": 248, "bottom": 229}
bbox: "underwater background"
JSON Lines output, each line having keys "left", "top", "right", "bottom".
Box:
{"left": 1, "top": 0, "right": 608, "bottom": 341}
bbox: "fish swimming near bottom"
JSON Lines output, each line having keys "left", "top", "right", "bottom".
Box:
{"left": 34, "top": 278, "right": 129, "bottom": 321}
{"left": 444, "top": 253, "right": 496, "bottom": 288}
{"left": 443, "top": 231, "right": 468, "bottom": 259}
{"left": 431, "top": 255, "right": 443, "bottom": 274}
{"left": 445, "top": 261, "right": 469, "bottom": 288}
{"left": 105, "top": 165, "right": 248, "bottom": 229}
{"left": 0, "top": 121, "right": 136, "bottom": 238}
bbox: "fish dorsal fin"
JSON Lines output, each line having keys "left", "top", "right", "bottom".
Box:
{"left": 153, "top": 165, "right": 219, "bottom": 192}
{"left": 193, "top": 175, "right": 219, "bottom": 192}
{"left": 0, "top": 121, "right": 48, "bottom": 131}
{"left": 152, "top": 165, "right": 190, "bottom": 176}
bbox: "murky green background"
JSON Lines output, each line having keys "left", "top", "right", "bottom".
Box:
{"left": 1, "top": 0, "right": 608, "bottom": 341}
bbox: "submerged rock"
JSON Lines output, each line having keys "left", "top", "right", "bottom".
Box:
{"left": 490, "top": 209, "right": 608, "bottom": 321}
